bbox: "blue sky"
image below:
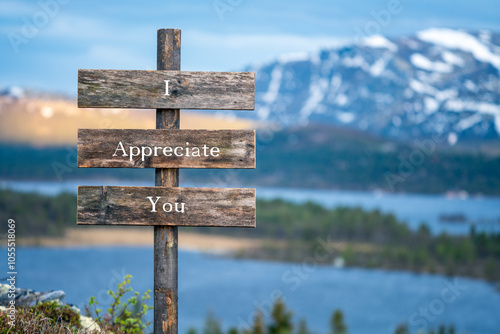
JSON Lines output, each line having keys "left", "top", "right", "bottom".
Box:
{"left": 1, "top": 0, "right": 500, "bottom": 95}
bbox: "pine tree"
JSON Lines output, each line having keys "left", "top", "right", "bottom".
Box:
{"left": 268, "top": 298, "right": 293, "bottom": 334}
{"left": 330, "top": 309, "right": 347, "bottom": 334}
{"left": 253, "top": 312, "right": 265, "bottom": 334}
{"left": 203, "top": 310, "right": 223, "bottom": 334}
{"left": 394, "top": 324, "right": 409, "bottom": 334}
{"left": 297, "top": 319, "right": 309, "bottom": 334}
{"left": 228, "top": 327, "right": 239, "bottom": 334}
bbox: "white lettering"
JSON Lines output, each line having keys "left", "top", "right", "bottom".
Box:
{"left": 141, "top": 146, "right": 153, "bottom": 161}
{"left": 163, "top": 146, "right": 173, "bottom": 156}
{"left": 175, "top": 202, "right": 185, "bottom": 213}
{"left": 191, "top": 147, "right": 201, "bottom": 157}
{"left": 147, "top": 197, "right": 186, "bottom": 213}
{"left": 174, "top": 146, "right": 183, "bottom": 156}
{"left": 163, "top": 202, "right": 173, "bottom": 212}
{"left": 165, "top": 80, "right": 170, "bottom": 96}
{"left": 129, "top": 146, "right": 140, "bottom": 161}
{"left": 112, "top": 142, "right": 221, "bottom": 161}
{"left": 154, "top": 146, "right": 162, "bottom": 156}
{"left": 113, "top": 141, "right": 128, "bottom": 157}
{"left": 210, "top": 147, "right": 220, "bottom": 157}
{"left": 147, "top": 196, "right": 161, "bottom": 212}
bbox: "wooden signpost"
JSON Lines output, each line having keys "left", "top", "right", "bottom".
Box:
{"left": 76, "top": 29, "right": 256, "bottom": 334}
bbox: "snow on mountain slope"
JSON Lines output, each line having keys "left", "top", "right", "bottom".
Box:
{"left": 246, "top": 28, "right": 500, "bottom": 142}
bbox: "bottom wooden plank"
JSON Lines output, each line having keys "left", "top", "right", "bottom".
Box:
{"left": 77, "top": 186, "right": 255, "bottom": 227}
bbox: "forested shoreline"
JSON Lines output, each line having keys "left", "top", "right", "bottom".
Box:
{"left": 1, "top": 189, "right": 498, "bottom": 283}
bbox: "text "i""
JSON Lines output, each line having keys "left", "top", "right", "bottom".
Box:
{"left": 164, "top": 80, "right": 170, "bottom": 96}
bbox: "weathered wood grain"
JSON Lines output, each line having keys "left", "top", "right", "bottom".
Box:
{"left": 77, "top": 129, "right": 256, "bottom": 169}
{"left": 77, "top": 186, "right": 256, "bottom": 227}
{"left": 78, "top": 69, "right": 255, "bottom": 110}
{"left": 155, "top": 28, "right": 180, "bottom": 334}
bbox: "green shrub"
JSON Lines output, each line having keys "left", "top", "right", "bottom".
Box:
{"left": 86, "top": 274, "right": 153, "bottom": 333}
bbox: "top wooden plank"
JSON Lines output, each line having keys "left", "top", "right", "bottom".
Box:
{"left": 78, "top": 69, "right": 255, "bottom": 110}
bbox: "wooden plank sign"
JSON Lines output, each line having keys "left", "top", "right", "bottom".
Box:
{"left": 78, "top": 129, "right": 255, "bottom": 169}
{"left": 77, "top": 186, "right": 256, "bottom": 227}
{"left": 78, "top": 69, "right": 255, "bottom": 110}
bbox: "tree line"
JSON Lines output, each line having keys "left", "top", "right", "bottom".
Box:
{"left": 1, "top": 189, "right": 498, "bottom": 282}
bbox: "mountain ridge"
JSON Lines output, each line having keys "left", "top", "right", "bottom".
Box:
{"left": 2, "top": 28, "right": 500, "bottom": 145}
{"left": 244, "top": 28, "right": 500, "bottom": 144}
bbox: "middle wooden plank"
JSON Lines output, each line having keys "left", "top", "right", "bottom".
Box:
{"left": 78, "top": 129, "right": 255, "bottom": 169}
{"left": 78, "top": 69, "right": 255, "bottom": 110}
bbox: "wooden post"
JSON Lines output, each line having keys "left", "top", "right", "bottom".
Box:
{"left": 154, "top": 28, "right": 181, "bottom": 334}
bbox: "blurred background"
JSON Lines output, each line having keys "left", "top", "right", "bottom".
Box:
{"left": 1, "top": 0, "right": 500, "bottom": 333}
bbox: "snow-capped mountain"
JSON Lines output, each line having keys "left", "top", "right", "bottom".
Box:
{"left": 248, "top": 28, "right": 500, "bottom": 143}
{"left": 0, "top": 86, "right": 24, "bottom": 99}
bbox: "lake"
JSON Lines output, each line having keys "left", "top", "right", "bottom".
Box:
{"left": 1, "top": 179, "right": 500, "bottom": 235}
{"left": 6, "top": 247, "right": 500, "bottom": 334}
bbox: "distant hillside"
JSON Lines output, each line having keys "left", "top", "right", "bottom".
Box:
{"left": 0, "top": 94, "right": 255, "bottom": 146}
{"left": 243, "top": 28, "right": 500, "bottom": 143}
{"left": 185, "top": 125, "right": 500, "bottom": 195}
{"left": 2, "top": 124, "right": 500, "bottom": 195}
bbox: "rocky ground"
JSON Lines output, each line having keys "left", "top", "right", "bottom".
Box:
{"left": 0, "top": 283, "right": 100, "bottom": 332}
